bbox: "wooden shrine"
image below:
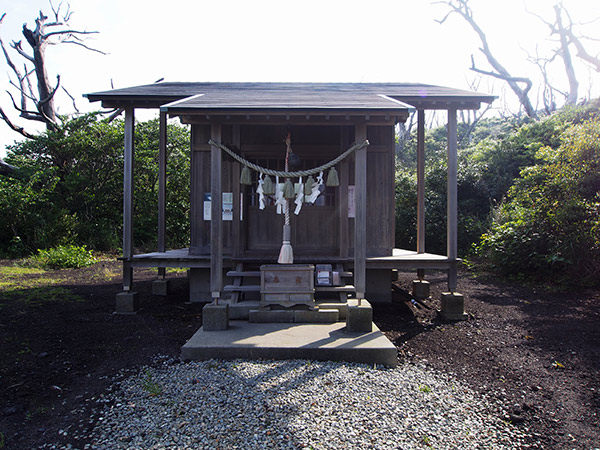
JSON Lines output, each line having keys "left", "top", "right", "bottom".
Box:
{"left": 85, "top": 83, "right": 495, "bottom": 323}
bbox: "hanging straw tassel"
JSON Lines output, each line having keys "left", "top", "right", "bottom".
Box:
{"left": 278, "top": 222, "right": 293, "bottom": 264}
{"left": 262, "top": 174, "right": 274, "bottom": 195}
{"left": 326, "top": 167, "right": 339, "bottom": 187}
{"left": 240, "top": 165, "right": 252, "bottom": 185}
{"left": 283, "top": 179, "right": 295, "bottom": 199}
{"left": 304, "top": 175, "right": 314, "bottom": 195}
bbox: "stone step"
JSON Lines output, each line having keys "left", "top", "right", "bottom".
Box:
{"left": 248, "top": 308, "right": 339, "bottom": 324}
{"left": 315, "top": 285, "right": 355, "bottom": 292}
{"left": 226, "top": 271, "right": 261, "bottom": 277}
{"left": 223, "top": 285, "right": 261, "bottom": 292}
{"left": 181, "top": 322, "right": 398, "bottom": 367}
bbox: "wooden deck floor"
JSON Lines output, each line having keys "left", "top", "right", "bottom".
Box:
{"left": 128, "top": 248, "right": 458, "bottom": 270}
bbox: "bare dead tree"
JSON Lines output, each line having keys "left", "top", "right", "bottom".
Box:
{"left": 528, "top": 3, "right": 600, "bottom": 106}
{"left": 0, "top": 2, "right": 104, "bottom": 139}
{"left": 435, "top": 0, "right": 538, "bottom": 119}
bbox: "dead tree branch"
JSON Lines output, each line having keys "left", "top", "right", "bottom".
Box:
{"left": 435, "top": 0, "right": 538, "bottom": 118}
{"left": 0, "top": 2, "right": 103, "bottom": 139}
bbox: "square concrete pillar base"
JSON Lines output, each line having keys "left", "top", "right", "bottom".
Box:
{"left": 152, "top": 279, "right": 171, "bottom": 296}
{"left": 441, "top": 292, "right": 467, "bottom": 320}
{"left": 116, "top": 291, "right": 140, "bottom": 314}
{"left": 412, "top": 280, "right": 430, "bottom": 299}
{"left": 346, "top": 299, "right": 373, "bottom": 332}
{"left": 203, "top": 304, "right": 229, "bottom": 331}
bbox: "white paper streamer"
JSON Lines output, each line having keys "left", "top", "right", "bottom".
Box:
{"left": 275, "top": 175, "right": 286, "bottom": 214}
{"left": 294, "top": 177, "right": 304, "bottom": 215}
{"left": 307, "top": 171, "right": 324, "bottom": 204}
{"left": 257, "top": 173, "right": 266, "bottom": 210}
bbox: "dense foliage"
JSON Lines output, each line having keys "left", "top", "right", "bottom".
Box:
{"left": 396, "top": 100, "right": 600, "bottom": 285}
{"left": 0, "top": 114, "right": 190, "bottom": 256}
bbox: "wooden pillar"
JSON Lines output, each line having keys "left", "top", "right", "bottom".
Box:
{"left": 210, "top": 123, "right": 223, "bottom": 302}
{"left": 339, "top": 126, "right": 349, "bottom": 258}
{"left": 355, "top": 123, "right": 367, "bottom": 300}
{"left": 122, "top": 107, "right": 135, "bottom": 291}
{"left": 232, "top": 125, "right": 242, "bottom": 258}
{"left": 447, "top": 108, "right": 458, "bottom": 291}
{"left": 158, "top": 111, "right": 167, "bottom": 279}
{"left": 416, "top": 109, "right": 426, "bottom": 255}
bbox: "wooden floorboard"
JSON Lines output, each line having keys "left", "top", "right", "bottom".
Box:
{"left": 126, "top": 248, "right": 458, "bottom": 270}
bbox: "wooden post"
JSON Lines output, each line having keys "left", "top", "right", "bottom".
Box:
{"left": 339, "top": 126, "right": 349, "bottom": 258}
{"left": 417, "top": 109, "right": 426, "bottom": 280}
{"left": 122, "top": 107, "right": 135, "bottom": 291}
{"left": 210, "top": 123, "right": 223, "bottom": 303}
{"left": 447, "top": 108, "right": 458, "bottom": 291}
{"left": 417, "top": 109, "right": 426, "bottom": 254}
{"left": 232, "top": 124, "right": 242, "bottom": 258}
{"left": 158, "top": 111, "right": 167, "bottom": 279}
{"left": 355, "top": 124, "right": 367, "bottom": 302}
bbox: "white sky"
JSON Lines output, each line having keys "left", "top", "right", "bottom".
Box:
{"left": 1, "top": 0, "right": 600, "bottom": 156}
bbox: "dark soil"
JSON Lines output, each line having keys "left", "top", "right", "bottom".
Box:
{"left": 0, "top": 260, "right": 598, "bottom": 449}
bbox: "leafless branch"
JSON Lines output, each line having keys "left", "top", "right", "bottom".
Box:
{"left": 10, "top": 41, "right": 34, "bottom": 62}
{"left": 60, "top": 39, "right": 106, "bottom": 54}
{"left": 0, "top": 106, "right": 37, "bottom": 139}
{"left": 61, "top": 86, "right": 79, "bottom": 113}
{"left": 44, "top": 29, "right": 99, "bottom": 39}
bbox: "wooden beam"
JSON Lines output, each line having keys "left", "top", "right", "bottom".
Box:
{"left": 355, "top": 123, "right": 367, "bottom": 300}
{"left": 210, "top": 123, "right": 223, "bottom": 301}
{"left": 447, "top": 108, "right": 458, "bottom": 291}
{"left": 417, "top": 109, "right": 426, "bottom": 254}
{"left": 122, "top": 107, "right": 135, "bottom": 290}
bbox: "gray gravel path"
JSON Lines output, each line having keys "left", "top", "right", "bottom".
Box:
{"left": 45, "top": 358, "right": 529, "bottom": 450}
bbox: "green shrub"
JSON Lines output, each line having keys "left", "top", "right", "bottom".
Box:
{"left": 34, "top": 245, "right": 97, "bottom": 269}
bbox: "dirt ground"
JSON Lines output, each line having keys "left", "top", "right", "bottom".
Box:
{"left": 0, "top": 259, "right": 598, "bottom": 449}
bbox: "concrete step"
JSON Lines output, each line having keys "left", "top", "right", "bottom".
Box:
{"left": 181, "top": 322, "right": 398, "bottom": 367}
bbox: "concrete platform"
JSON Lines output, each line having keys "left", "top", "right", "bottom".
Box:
{"left": 181, "top": 321, "right": 397, "bottom": 367}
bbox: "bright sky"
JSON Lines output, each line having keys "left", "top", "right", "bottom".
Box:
{"left": 1, "top": 0, "right": 599, "bottom": 156}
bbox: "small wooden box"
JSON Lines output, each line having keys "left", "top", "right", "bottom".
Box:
{"left": 260, "top": 264, "right": 315, "bottom": 308}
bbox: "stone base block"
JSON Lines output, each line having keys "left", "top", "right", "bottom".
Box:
{"left": 152, "top": 279, "right": 171, "bottom": 296}
{"left": 346, "top": 299, "right": 373, "bottom": 332}
{"left": 316, "top": 301, "right": 348, "bottom": 320}
{"left": 228, "top": 301, "right": 260, "bottom": 320}
{"left": 294, "top": 309, "right": 339, "bottom": 323}
{"left": 116, "top": 291, "right": 140, "bottom": 314}
{"left": 203, "top": 304, "right": 229, "bottom": 331}
{"left": 412, "top": 280, "right": 430, "bottom": 299}
{"left": 249, "top": 310, "right": 294, "bottom": 323}
{"left": 441, "top": 292, "right": 468, "bottom": 321}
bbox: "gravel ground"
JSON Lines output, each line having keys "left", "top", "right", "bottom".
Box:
{"left": 42, "top": 357, "right": 529, "bottom": 450}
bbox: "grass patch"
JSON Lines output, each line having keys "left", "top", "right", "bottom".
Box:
{"left": 0, "top": 286, "right": 83, "bottom": 306}
{"left": 0, "top": 266, "right": 46, "bottom": 277}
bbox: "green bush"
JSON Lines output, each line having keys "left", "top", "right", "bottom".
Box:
{"left": 34, "top": 245, "right": 97, "bottom": 269}
{"left": 476, "top": 117, "right": 600, "bottom": 285}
